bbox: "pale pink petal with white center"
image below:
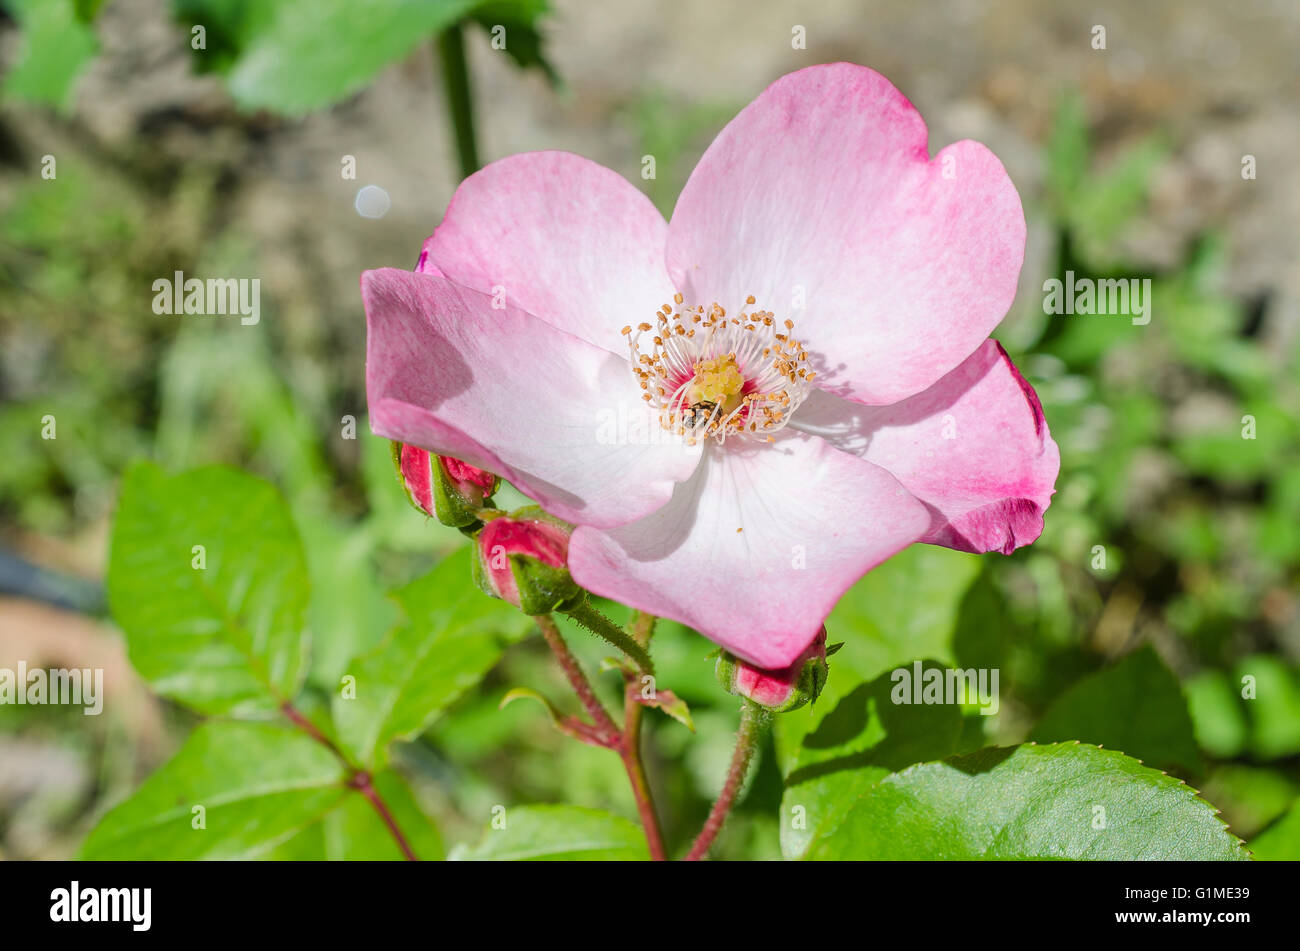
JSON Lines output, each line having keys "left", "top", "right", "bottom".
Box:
{"left": 791, "top": 340, "right": 1059, "bottom": 555}
{"left": 568, "top": 432, "right": 930, "bottom": 669}
{"left": 422, "top": 151, "right": 675, "bottom": 355}
{"left": 363, "top": 268, "right": 700, "bottom": 529}
{"left": 666, "top": 63, "right": 1025, "bottom": 405}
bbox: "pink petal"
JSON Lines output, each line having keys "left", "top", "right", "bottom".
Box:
{"left": 568, "top": 432, "right": 930, "bottom": 669}
{"left": 363, "top": 268, "right": 700, "bottom": 529}
{"left": 667, "top": 63, "right": 1025, "bottom": 405}
{"left": 792, "top": 340, "right": 1060, "bottom": 555}
{"left": 421, "top": 151, "right": 675, "bottom": 355}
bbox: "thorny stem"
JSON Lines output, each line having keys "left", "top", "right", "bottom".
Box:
{"left": 536, "top": 613, "right": 667, "bottom": 860}
{"left": 685, "top": 700, "right": 770, "bottom": 861}
{"left": 563, "top": 599, "right": 655, "bottom": 673}
{"left": 436, "top": 23, "right": 480, "bottom": 181}
{"left": 279, "top": 701, "right": 419, "bottom": 861}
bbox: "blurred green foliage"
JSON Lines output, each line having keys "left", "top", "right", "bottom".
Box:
{"left": 0, "top": 0, "right": 558, "bottom": 116}
{"left": 0, "top": 0, "right": 98, "bottom": 113}
{"left": 169, "top": 0, "right": 558, "bottom": 115}
{"left": 984, "top": 91, "right": 1300, "bottom": 853}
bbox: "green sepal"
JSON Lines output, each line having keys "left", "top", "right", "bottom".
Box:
{"left": 431, "top": 455, "right": 495, "bottom": 529}
{"left": 507, "top": 551, "right": 583, "bottom": 615}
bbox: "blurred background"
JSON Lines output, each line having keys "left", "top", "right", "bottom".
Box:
{"left": 1, "top": 0, "right": 1298, "bottom": 859}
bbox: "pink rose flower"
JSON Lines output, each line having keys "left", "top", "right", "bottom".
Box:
{"left": 363, "top": 64, "right": 1059, "bottom": 669}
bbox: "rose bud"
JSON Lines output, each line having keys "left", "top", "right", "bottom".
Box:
{"left": 393, "top": 443, "right": 498, "bottom": 527}
{"left": 715, "top": 627, "right": 831, "bottom": 713}
{"left": 471, "top": 508, "right": 582, "bottom": 614}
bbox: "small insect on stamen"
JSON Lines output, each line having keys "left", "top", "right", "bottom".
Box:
{"left": 681, "top": 400, "right": 718, "bottom": 430}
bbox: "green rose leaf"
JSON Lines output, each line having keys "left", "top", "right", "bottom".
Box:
{"left": 295, "top": 507, "right": 395, "bottom": 690}
{"left": 107, "top": 463, "right": 310, "bottom": 715}
{"left": 775, "top": 548, "right": 981, "bottom": 771}
{"left": 780, "top": 660, "right": 966, "bottom": 859}
{"left": 1030, "top": 645, "right": 1202, "bottom": 773}
{"left": 806, "top": 743, "right": 1248, "bottom": 861}
{"left": 332, "top": 547, "right": 534, "bottom": 767}
{"left": 223, "top": 0, "right": 481, "bottom": 115}
{"left": 81, "top": 721, "right": 344, "bottom": 859}
{"left": 174, "top": 0, "right": 558, "bottom": 115}
{"left": 452, "top": 805, "right": 649, "bottom": 861}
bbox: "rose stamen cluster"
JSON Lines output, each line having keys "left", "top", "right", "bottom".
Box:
{"left": 622, "top": 293, "right": 815, "bottom": 446}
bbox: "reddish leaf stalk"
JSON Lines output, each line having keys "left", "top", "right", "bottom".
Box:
{"left": 348, "top": 770, "right": 420, "bottom": 862}
{"left": 279, "top": 700, "right": 419, "bottom": 861}
{"left": 279, "top": 701, "right": 348, "bottom": 761}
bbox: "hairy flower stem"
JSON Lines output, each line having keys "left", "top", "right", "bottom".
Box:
{"left": 436, "top": 23, "right": 480, "bottom": 181}
{"left": 621, "top": 677, "right": 667, "bottom": 861}
{"left": 279, "top": 701, "right": 419, "bottom": 861}
{"left": 537, "top": 613, "right": 667, "bottom": 860}
{"left": 685, "top": 700, "right": 770, "bottom": 860}
{"left": 563, "top": 599, "right": 655, "bottom": 673}
{"left": 535, "top": 615, "right": 619, "bottom": 741}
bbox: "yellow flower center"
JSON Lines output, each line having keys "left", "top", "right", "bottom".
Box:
{"left": 686, "top": 355, "right": 745, "bottom": 412}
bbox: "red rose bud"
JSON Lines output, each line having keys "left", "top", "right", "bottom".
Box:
{"left": 441, "top": 455, "right": 497, "bottom": 499}
{"left": 393, "top": 443, "right": 498, "bottom": 527}
{"left": 471, "top": 508, "right": 582, "bottom": 614}
{"left": 715, "top": 627, "right": 829, "bottom": 713}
